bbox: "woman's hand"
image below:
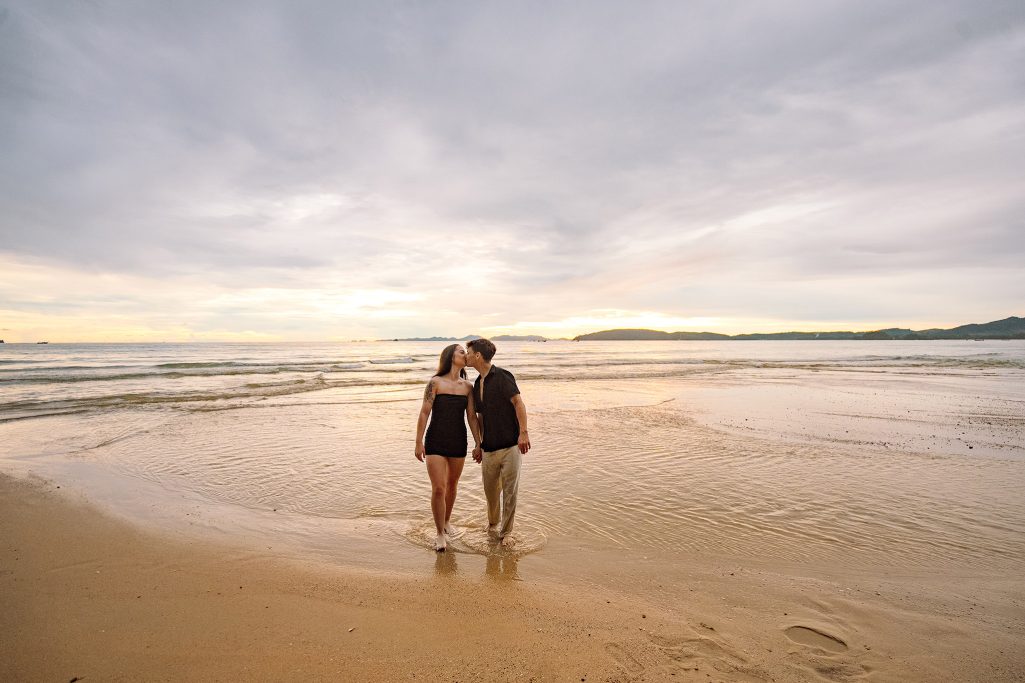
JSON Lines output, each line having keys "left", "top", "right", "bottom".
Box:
{"left": 415, "top": 442, "right": 426, "bottom": 462}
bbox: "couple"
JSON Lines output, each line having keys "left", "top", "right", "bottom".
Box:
{"left": 414, "top": 338, "right": 531, "bottom": 552}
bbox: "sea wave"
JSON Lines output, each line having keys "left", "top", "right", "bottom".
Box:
{"left": 155, "top": 361, "right": 237, "bottom": 368}
{"left": 0, "top": 359, "right": 436, "bottom": 385}
{"left": 696, "top": 357, "right": 1025, "bottom": 370}
{"left": 0, "top": 375, "right": 340, "bottom": 422}
{"left": 1, "top": 367, "right": 322, "bottom": 385}
{"left": 2, "top": 354, "right": 1023, "bottom": 391}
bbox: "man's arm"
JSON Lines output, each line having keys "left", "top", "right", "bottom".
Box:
{"left": 511, "top": 394, "right": 530, "bottom": 454}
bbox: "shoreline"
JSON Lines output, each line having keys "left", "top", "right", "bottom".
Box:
{"left": 4, "top": 472, "right": 1023, "bottom": 681}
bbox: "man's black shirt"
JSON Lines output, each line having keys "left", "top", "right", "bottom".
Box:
{"left": 473, "top": 365, "right": 521, "bottom": 452}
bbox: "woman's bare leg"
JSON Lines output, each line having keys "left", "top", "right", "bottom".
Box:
{"left": 443, "top": 457, "right": 466, "bottom": 536}
{"left": 426, "top": 456, "right": 449, "bottom": 550}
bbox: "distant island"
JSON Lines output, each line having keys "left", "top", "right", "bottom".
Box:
{"left": 388, "top": 334, "right": 549, "bottom": 342}
{"left": 573, "top": 316, "right": 1025, "bottom": 341}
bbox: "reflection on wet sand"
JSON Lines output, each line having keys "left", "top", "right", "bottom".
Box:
{"left": 431, "top": 547, "right": 519, "bottom": 580}
{"left": 434, "top": 549, "right": 458, "bottom": 576}
{"left": 432, "top": 547, "right": 520, "bottom": 581}
{"left": 485, "top": 553, "right": 519, "bottom": 580}
{"left": 428, "top": 533, "right": 520, "bottom": 578}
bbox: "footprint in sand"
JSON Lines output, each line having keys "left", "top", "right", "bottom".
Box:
{"left": 604, "top": 642, "right": 644, "bottom": 677}
{"left": 605, "top": 627, "right": 770, "bottom": 682}
{"left": 784, "top": 623, "right": 870, "bottom": 681}
{"left": 784, "top": 625, "right": 848, "bottom": 653}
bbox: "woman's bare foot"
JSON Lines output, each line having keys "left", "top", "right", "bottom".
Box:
{"left": 444, "top": 522, "right": 461, "bottom": 538}
{"left": 499, "top": 536, "right": 515, "bottom": 549}
{"left": 434, "top": 534, "right": 446, "bottom": 552}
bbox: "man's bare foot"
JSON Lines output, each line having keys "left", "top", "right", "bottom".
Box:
{"left": 434, "top": 534, "right": 446, "bottom": 552}
{"left": 499, "top": 536, "right": 515, "bottom": 549}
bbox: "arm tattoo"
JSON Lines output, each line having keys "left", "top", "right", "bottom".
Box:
{"left": 423, "top": 380, "right": 436, "bottom": 405}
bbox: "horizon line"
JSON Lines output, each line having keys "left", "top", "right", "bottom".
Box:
{"left": 2, "top": 314, "right": 1020, "bottom": 344}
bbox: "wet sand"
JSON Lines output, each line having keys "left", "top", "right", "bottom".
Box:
{"left": 1, "top": 474, "right": 619, "bottom": 682}
{"left": 4, "top": 473, "right": 1023, "bottom": 682}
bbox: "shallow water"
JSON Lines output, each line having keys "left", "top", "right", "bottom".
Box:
{"left": 2, "top": 340, "right": 1024, "bottom": 577}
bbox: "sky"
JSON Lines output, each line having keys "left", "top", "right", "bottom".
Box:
{"left": 1, "top": 1, "right": 1023, "bottom": 342}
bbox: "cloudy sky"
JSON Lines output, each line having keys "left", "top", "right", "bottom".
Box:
{"left": 1, "top": 1, "right": 1023, "bottom": 341}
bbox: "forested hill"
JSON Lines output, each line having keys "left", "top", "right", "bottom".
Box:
{"left": 573, "top": 317, "right": 1025, "bottom": 341}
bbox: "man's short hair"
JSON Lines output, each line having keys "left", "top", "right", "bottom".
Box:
{"left": 467, "top": 338, "right": 497, "bottom": 362}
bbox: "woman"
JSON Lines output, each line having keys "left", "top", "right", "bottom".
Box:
{"left": 415, "top": 344, "right": 483, "bottom": 552}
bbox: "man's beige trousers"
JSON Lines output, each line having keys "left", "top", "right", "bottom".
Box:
{"left": 481, "top": 445, "right": 521, "bottom": 538}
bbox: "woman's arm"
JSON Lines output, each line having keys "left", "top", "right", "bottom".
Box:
{"left": 466, "top": 385, "right": 483, "bottom": 462}
{"left": 414, "top": 379, "right": 436, "bottom": 461}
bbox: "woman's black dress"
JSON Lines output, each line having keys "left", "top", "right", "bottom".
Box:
{"left": 424, "top": 394, "right": 468, "bottom": 458}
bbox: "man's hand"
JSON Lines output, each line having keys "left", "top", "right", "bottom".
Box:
{"left": 472, "top": 445, "right": 483, "bottom": 463}
{"left": 518, "top": 431, "right": 530, "bottom": 455}
{"left": 415, "top": 442, "right": 426, "bottom": 462}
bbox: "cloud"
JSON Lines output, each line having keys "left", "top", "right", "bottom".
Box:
{"left": 1, "top": 1, "right": 1023, "bottom": 339}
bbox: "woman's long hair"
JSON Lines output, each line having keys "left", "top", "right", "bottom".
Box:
{"left": 434, "top": 343, "right": 466, "bottom": 379}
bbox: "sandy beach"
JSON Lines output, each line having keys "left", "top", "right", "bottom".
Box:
{"left": 2, "top": 474, "right": 621, "bottom": 682}
{"left": 4, "top": 472, "right": 1023, "bottom": 682}
{"left": 3, "top": 341, "right": 1025, "bottom": 681}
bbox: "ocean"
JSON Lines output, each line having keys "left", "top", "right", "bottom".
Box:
{"left": 2, "top": 339, "right": 1024, "bottom": 584}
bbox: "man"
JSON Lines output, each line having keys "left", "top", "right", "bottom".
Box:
{"left": 465, "top": 338, "right": 530, "bottom": 548}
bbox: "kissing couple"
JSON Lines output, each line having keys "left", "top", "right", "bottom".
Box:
{"left": 414, "top": 338, "right": 531, "bottom": 552}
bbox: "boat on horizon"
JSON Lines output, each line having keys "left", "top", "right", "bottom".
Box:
{"left": 36, "top": 341, "right": 49, "bottom": 344}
